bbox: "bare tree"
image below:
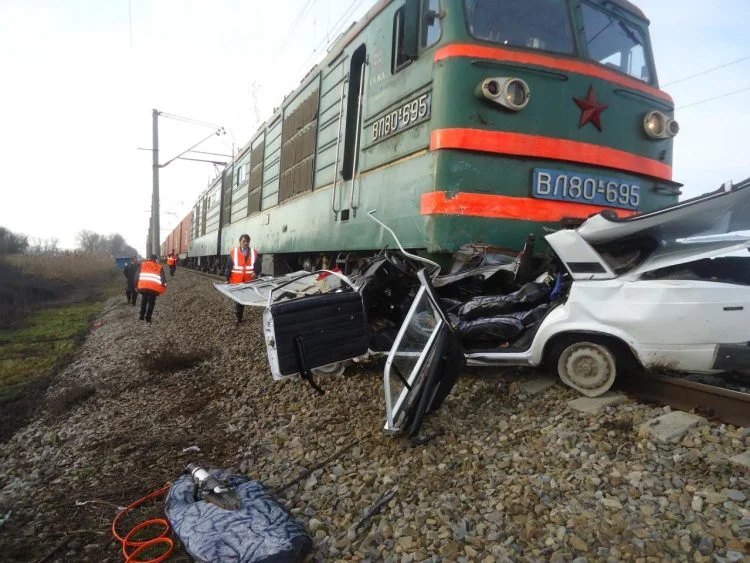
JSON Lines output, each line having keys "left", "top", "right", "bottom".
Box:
{"left": 108, "top": 233, "right": 127, "bottom": 256}
{"left": 77, "top": 230, "right": 104, "bottom": 254}
{"left": 43, "top": 238, "right": 59, "bottom": 254}
{"left": 0, "top": 226, "right": 29, "bottom": 254}
{"left": 77, "top": 230, "right": 137, "bottom": 256}
{"left": 29, "top": 237, "right": 43, "bottom": 254}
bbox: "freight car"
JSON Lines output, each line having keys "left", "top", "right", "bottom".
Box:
{"left": 161, "top": 214, "right": 192, "bottom": 262}
{"left": 167, "top": 0, "right": 681, "bottom": 275}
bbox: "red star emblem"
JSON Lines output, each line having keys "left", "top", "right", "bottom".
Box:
{"left": 573, "top": 86, "right": 608, "bottom": 131}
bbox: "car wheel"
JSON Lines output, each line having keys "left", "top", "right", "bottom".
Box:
{"left": 311, "top": 362, "right": 346, "bottom": 378}
{"left": 553, "top": 340, "right": 618, "bottom": 397}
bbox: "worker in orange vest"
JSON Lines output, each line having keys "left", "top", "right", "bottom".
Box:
{"left": 167, "top": 250, "right": 178, "bottom": 277}
{"left": 136, "top": 254, "right": 167, "bottom": 323}
{"left": 224, "top": 233, "right": 261, "bottom": 323}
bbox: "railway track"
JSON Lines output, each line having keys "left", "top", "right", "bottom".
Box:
{"left": 620, "top": 371, "right": 750, "bottom": 427}
{"left": 180, "top": 267, "right": 750, "bottom": 427}
{"left": 182, "top": 267, "right": 225, "bottom": 281}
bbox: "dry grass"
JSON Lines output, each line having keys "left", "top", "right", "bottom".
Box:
{"left": 0, "top": 254, "right": 121, "bottom": 441}
{"left": 603, "top": 415, "right": 634, "bottom": 435}
{"left": 1, "top": 253, "right": 120, "bottom": 329}
{"left": 3, "top": 253, "right": 115, "bottom": 282}
{"left": 138, "top": 346, "right": 215, "bottom": 374}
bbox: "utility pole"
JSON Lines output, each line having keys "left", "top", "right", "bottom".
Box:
{"left": 151, "top": 109, "right": 160, "bottom": 258}
{"left": 145, "top": 109, "right": 226, "bottom": 257}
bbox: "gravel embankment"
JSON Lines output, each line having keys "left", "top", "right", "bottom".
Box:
{"left": 0, "top": 271, "right": 748, "bottom": 562}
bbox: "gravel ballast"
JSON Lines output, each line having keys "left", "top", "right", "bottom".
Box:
{"left": 0, "top": 271, "right": 748, "bottom": 562}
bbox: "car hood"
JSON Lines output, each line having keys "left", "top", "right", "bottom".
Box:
{"left": 545, "top": 177, "right": 750, "bottom": 280}
{"left": 574, "top": 177, "right": 750, "bottom": 245}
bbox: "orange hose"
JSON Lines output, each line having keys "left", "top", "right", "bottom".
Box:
{"left": 111, "top": 483, "right": 175, "bottom": 563}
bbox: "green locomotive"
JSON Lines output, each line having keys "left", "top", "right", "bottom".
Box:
{"left": 186, "top": 0, "right": 679, "bottom": 274}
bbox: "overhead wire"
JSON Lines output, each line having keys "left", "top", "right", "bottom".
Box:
{"left": 677, "top": 85, "right": 750, "bottom": 110}
{"left": 273, "top": 0, "right": 318, "bottom": 61}
{"left": 663, "top": 55, "right": 750, "bottom": 87}
{"left": 295, "top": 0, "right": 368, "bottom": 75}
{"left": 158, "top": 112, "right": 224, "bottom": 131}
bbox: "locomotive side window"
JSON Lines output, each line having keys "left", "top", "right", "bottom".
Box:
{"left": 464, "top": 0, "right": 575, "bottom": 55}
{"left": 580, "top": 2, "right": 652, "bottom": 84}
{"left": 392, "top": 6, "right": 412, "bottom": 72}
{"left": 420, "top": 0, "right": 441, "bottom": 49}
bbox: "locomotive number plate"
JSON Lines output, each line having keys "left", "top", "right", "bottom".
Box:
{"left": 371, "top": 93, "right": 431, "bottom": 143}
{"left": 532, "top": 168, "right": 641, "bottom": 210}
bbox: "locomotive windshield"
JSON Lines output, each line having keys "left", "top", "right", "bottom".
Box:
{"left": 580, "top": 1, "right": 653, "bottom": 84}
{"left": 464, "top": 0, "right": 654, "bottom": 84}
{"left": 464, "top": 0, "right": 575, "bottom": 54}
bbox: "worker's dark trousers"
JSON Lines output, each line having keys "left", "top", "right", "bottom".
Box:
{"left": 126, "top": 285, "right": 138, "bottom": 306}
{"left": 169, "top": 266, "right": 176, "bottom": 277}
{"left": 139, "top": 291, "right": 158, "bottom": 322}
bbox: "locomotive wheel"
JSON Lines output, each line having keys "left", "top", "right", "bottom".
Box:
{"left": 311, "top": 362, "right": 346, "bottom": 377}
{"left": 552, "top": 339, "right": 618, "bottom": 397}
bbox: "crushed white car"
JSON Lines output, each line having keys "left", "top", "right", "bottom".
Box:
{"left": 216, "top": 178, "right": 750, "bottom": 436}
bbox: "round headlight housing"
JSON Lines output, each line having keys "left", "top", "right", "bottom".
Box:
{"left": 644, "top": 110, "right": 666, "bottom": 138}
{"left": 505, "top": 79, "right": 529, "bottom": 109}
{"left": 667, "top": 119, "right": 680, "bottom": 136}
{"left": 644, "top": 110, "right": 679, "bottom": 139}
{"left": 478, "top": 77, "right": 530, "bottom": 111}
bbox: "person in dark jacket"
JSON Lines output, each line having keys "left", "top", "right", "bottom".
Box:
{"left": 224, "top": 234, "right": 261, "bottom": 323}
{"left": 136, "top": 254, "right": 167, "bottom": 323}
{"left": 123, "top": 256, "right": 139, "bottom": 306}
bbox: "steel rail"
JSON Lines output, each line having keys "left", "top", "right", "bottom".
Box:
{"left": 620, "top": 372, "right": 750, "bottom": 427}
{"left": 181, "top": 267, "right": 225, "bottom": 281}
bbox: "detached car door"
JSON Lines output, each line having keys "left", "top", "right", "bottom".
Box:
{"left": 263, "top": 271, "right": 368, "bottom": 383}
{"left": 384, "top": 270, "right": 465, "bottom": 437}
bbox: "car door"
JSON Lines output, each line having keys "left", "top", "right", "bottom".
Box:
{"left": 384, "top": 270, "right": 465, "bottom": 437}
{"left": 262, "top": 271, "right": 368, "bottom": 385}
{"left": 214, "top": 270, "right": 320, "bottom": 307}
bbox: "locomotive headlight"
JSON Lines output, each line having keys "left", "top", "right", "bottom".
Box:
{"left": 667, "top": 118, "right": 680, "bottom": 137}
{"left": 505, "top": 79, "right": 529, "bottom": 108}
{"left": 477, "top": 77, "right": 530, "bottom": 111}
{"left": 644, "top": 110, "right": 678, "bottom": 139}
{"left": 644, "top": 110, "right": 666, "bottom": 138}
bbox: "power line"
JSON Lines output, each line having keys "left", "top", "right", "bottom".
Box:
{"left": 188, "top": 149, "right": 233, "bottom": 158}
{"left": 663, "top": 55, "right": 750, "bottom": 87}
{"left": 677, "top": 85, "right": 750, "bottom": 109}
{"left": 158, "top": 111, "right": 224, "bottom": 131}
{"left": 274, "top": 0, "right": 318, "bottom": 59}
{"left": 296, "top": 0, "right": 367, "bottom": 75}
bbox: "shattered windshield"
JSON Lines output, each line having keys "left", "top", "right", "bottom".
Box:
{"left": 580, "top": 1, "right": 653, "bottom": 84}
{"left": 464, "top": 0, "right": 575, "bottom": 54}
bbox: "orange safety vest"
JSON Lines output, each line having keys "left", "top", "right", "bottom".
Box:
{"left": 167, "top": 255, "right": 177, "bottom": 266}
{"left": 137, "top": 261, "right": 166, "bottom": 294}
{"left": 229, "top": 247, "right": 257, "bottom": 284}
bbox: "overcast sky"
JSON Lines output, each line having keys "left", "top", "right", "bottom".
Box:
{"left": 0, "top": 0, "right": 748, "bottom": 254}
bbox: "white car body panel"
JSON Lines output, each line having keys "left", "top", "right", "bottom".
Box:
{"left": 575, "top": 180, "right": 750, "bottom": 244}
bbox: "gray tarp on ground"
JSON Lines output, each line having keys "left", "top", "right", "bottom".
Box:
{"left": 165, "top": 471, "right": 312, "bottom": 563}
